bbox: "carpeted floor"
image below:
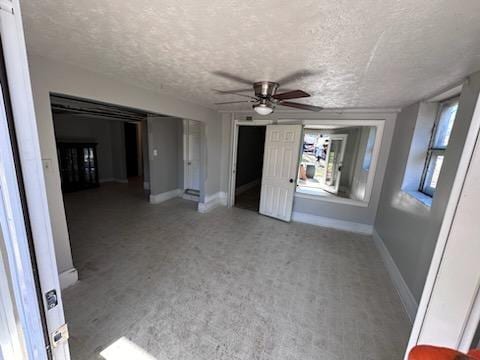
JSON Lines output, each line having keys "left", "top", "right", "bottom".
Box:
{"left": 62, "top": 183, "right": 410, "bottom": 360}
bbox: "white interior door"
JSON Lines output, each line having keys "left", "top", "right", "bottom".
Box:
{"left": 259, "top": 125, "right": 302, "bottom": 222}
{"left": 185, "top": 120, "right": 201, "bottom": 191}
{"left": 322, "top": 134, "right": 347, "bottom": 194}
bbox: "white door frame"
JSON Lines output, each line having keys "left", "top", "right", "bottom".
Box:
{"left": 0, "top": 80, "right": 46, "bottom": 360}
{"left": 0, "top": 1, "right": 70, "bottom": 359}
{"left": 228, "top": 118, "right": 273, "bottom": 207}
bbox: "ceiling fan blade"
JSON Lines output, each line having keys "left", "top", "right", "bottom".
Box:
{"left": 279, "top": 101, "right": 323, "bottom": 112}
{"left": 212, "top": 71, "right": 253, "bottom": 85}
{"left": 215, "top": 100, "right": 252, "bottom": 105}
{"left": 276, "top": 70, "right": 317, "bottom": 86}
{"left": 213, "top": 90, "right": 257, "bottom": 101}
{"left": 273, "top": 89, "right": 310, "bottom": 100}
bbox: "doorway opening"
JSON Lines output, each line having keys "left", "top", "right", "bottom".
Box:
{"left": 234, "top": 125, "right": 266, "bottom": 211}
{"left": 124, "top": 122, "right": 141, "bottom": 178}
{"left": 51, "top": 94, "right": 150, "bottom": 196}
{"left": 183, "top": 119, "right": 201, "bottom": 200}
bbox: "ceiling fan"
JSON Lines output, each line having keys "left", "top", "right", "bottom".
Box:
{"left": 213, "top": 70, "right": 323, "bottom": 115}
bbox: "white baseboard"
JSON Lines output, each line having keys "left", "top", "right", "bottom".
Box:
{"left": 198, "top": 191, "right": 227, "bottom": 213}
{"left": 143, "top": 181, "right": 150, "bottom": 190}
{"left": 291, "top": 211, "right": 373, "bottom": 235}
{"left": 235, "top": 179, "right": 261, "bottom": 196}
{"left": 59, "top": 267, "right": 78, "bottom": 290}
{"left": 372, "top": 229, "right": 418, "bottom": 323}
{"left": 149, "top": 188, "right": 182, "bottom": 204}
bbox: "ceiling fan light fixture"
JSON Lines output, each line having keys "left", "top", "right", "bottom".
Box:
{"left": 253, "top": 100, "right": 274, "bottom": 115}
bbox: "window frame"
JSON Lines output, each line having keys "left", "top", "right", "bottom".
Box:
{"left": 419, "top": 97, "right": 459, "bottom": 197}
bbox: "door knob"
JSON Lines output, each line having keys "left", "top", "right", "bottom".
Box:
{"left": 289, "top": 178, "right": 294, "bottom": 183}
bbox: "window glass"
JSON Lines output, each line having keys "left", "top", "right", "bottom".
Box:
{"left": 423, "top": 153, "right": 444, "bottom": 196}
{"left": 420, "top": 97, "right": 458, "bottom": 197}
{"left": 433, "top": 101, "right": 458, "bottom": 149}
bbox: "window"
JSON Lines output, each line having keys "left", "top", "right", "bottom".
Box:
{"left": 420, "top": 98, "right": 459, "bottom": 196}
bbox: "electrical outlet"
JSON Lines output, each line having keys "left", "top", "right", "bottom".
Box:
{"left": 153, "top": 149, "right": 158, "bottom": 156}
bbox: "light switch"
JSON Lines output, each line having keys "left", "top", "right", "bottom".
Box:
{"left": 153, "top": 149, "right": 158, "bottom": 156}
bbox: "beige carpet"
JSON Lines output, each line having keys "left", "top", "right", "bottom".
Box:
{"left": 62, "top": 183, "right": 410, "bottom": 360}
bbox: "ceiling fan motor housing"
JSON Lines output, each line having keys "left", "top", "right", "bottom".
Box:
{"left": 253, "top": 81, "right": 279, "bottom": 99}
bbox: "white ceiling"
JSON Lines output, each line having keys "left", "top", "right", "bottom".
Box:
{"left": 21, "top": 0, "right": 480, "bottom": 110}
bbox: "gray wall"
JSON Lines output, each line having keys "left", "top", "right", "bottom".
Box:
{"left": 375, "top": 72, "right": 480, "bottom": 302}
{"left": 147, "top": 116, "right": 182, "bottom": 195}
{"left": 235, "top": 126, "right": 266, "bottom": 188}
{"left": 53, "top": 114, "right": 127, "bottom": 182}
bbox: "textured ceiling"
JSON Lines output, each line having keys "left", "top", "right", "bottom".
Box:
{"left": 21, "top": 0, "right": 480, "bottom": 110}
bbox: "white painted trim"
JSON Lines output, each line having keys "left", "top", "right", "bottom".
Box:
{"left": 235, "top": 179, "right": 261, "bottom": 196}
{"left": 0, "top": 240, "right": 26, "bottom": 360}
{"left": 0, "top": 89, "right": 44, "bottom": 360}
{"left": 198, "top": 192, "right": 227, "bottom": 213}
{"left": 291, "top": 211, "right": 373, "bottom": 235}
{"left": 372, "top": 229, "right": 418, "bottom": 323}
{"left": 149, "top": 188, "right": 182, "bottom": 204}
{"left": 426, "top": 82, "right": 464, "bottom": 103}
{"left": 143, "top": 181, "right": 150, "bottom": 190}
{"left": 58, "top": 268, "right": 78, "bottom": 290}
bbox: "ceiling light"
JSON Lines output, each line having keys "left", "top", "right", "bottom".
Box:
{"left": 253, "top": 100, "right": 274, "bottom": 115}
